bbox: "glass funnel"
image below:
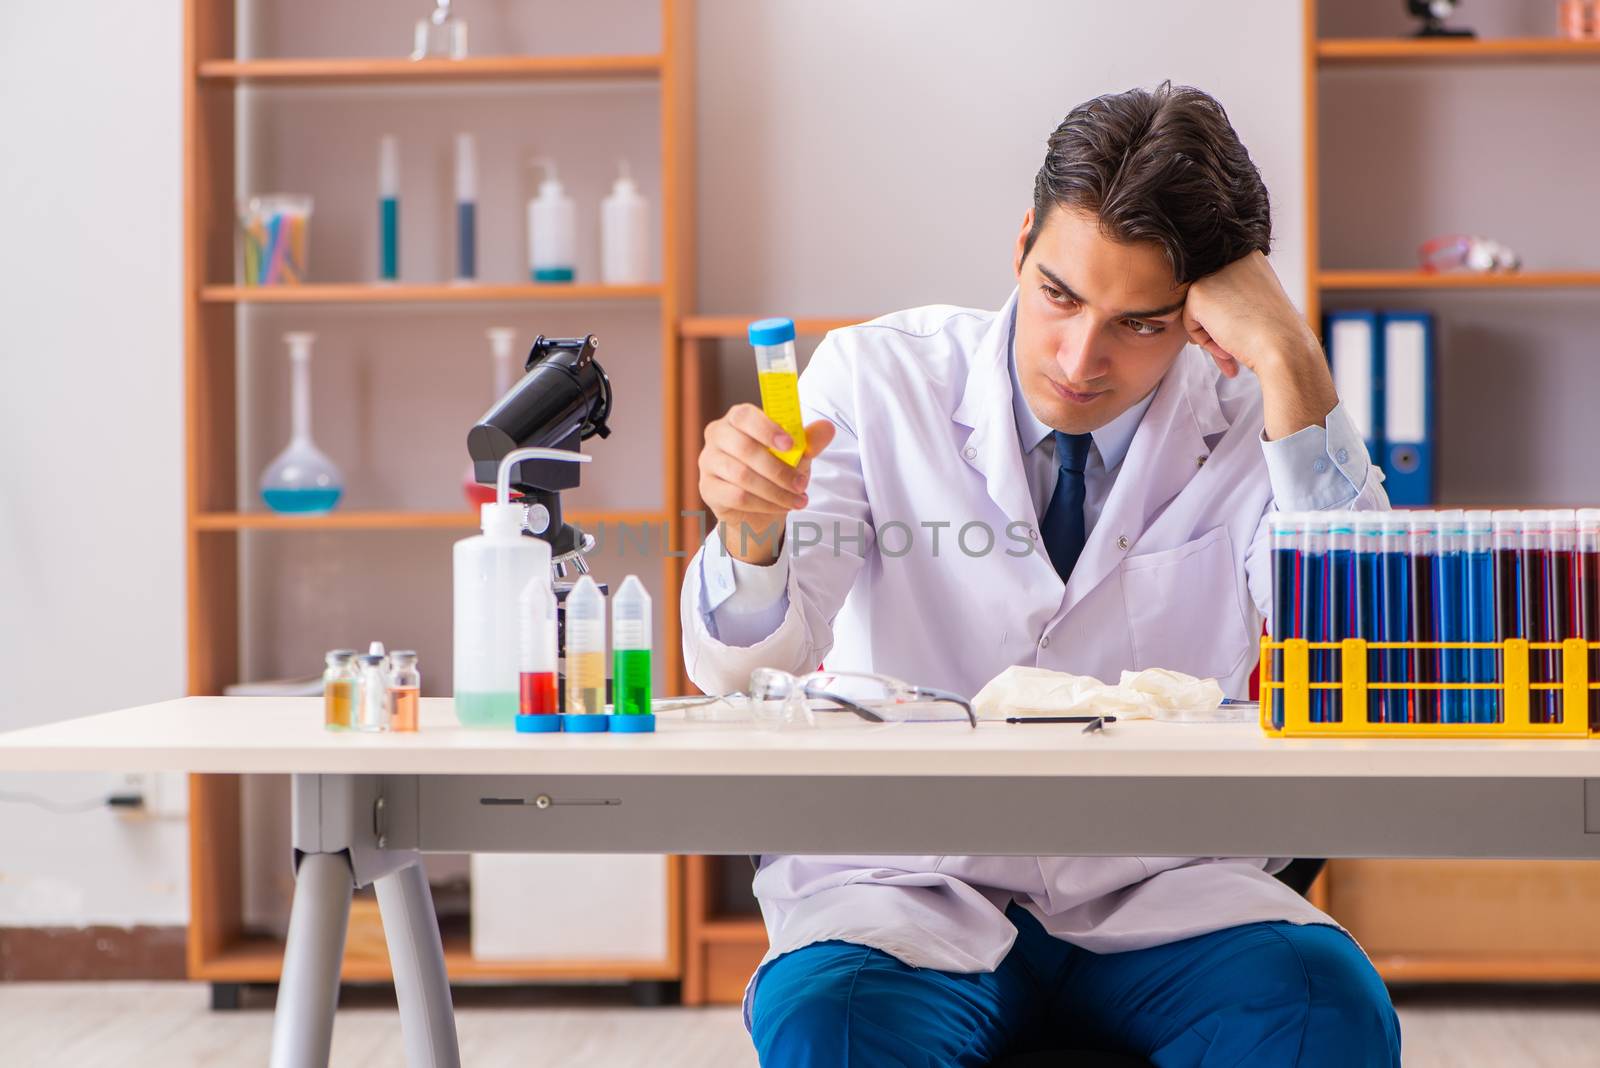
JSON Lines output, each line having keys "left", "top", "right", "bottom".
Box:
{"left": 260, "top": 332, "right": 344, "bottom": 515}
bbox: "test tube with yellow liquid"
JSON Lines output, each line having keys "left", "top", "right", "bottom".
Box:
{"left": 749, "top": 318, "right": 806, "bottom": 466}
{"left": 562, "top": 575, "right": 610, "bottom": 732}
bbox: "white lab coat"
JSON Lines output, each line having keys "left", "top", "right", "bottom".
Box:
{"left": 680, "top": 292, "right": 1388, "bottom": 1021}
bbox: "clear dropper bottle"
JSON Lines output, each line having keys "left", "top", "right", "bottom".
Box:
{"left": 563, "top": 576, "right": 608, "bottom": 730}
{"left": 611, "top": 575, "right": 654, "bottom": 732}
{"left": 354, "top": 653, "right": 390, "bottom": 732}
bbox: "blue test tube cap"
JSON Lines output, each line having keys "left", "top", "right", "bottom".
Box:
{"left": 561, "top": 713, "right": 611, "bottom": 733}
{"left": 515, "top": 714, "right": 562, "bottom": 733}
{"left": 748, "top": 317, "right": 796, "bottom": 346}
{"left": 609, "top": 714, "right": 656, "bottom": 733}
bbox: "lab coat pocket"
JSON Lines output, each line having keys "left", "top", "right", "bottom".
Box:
{"left": 1120, "top": 525, "right": 1250, "bottom": 681}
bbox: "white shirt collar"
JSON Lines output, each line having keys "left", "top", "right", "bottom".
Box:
{"left": 1007, "top": 316, "right": 1156, "bottom": 473}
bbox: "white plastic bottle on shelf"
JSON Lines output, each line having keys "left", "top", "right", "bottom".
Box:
{"left": 600, "top": 160, "right": 649, "bottom": 285}
{"left": 452, "top": 447, "right": 588, "bottom": 728}
{"left": 527, "top": 158, "right": 576, "bottom": 283}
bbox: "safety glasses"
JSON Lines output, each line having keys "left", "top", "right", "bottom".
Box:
{"left": 746, "top": 668, "right": 977, "bottom": 728}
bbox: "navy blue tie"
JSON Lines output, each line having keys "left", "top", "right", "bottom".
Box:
{"left": 1040, "top": 431, "right": 1093, "bottom": 584}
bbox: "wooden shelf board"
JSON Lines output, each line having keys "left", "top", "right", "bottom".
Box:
{"left": 1372, "top": 954, "right": 1600, "bottom": 983}
{"left": 1319, "top": 270, "right": 1600, "bottom": 291}
{"left": 695, "top": 917, "right": 767, "bottom": 944}
{"left": 192, "top": 510, "right": 668, "bottom": 532}
{"left": 202, "top": 283, "right": 662, "bottom": 305}
{"left": 1318, "top": 38, "right": 1600, "bottom": 64}
{"left": 679, "top": 316, "right": 867, "bottom": 339}
{"left": 198, "top": 54, "right": 663, "bottom": 85}
{"left": 190, "top": 932, "right": 678, "bottom": 983}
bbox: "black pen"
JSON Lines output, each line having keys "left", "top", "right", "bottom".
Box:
{"left": 1004, "top": 715, "right": 1117, "bottom": 725}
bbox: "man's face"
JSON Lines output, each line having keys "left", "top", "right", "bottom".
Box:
{"left": 1011, "top": 206, "right": 1190, "bottom": 435}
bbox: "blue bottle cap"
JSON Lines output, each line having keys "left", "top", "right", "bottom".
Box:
{"left": 515, "top": 714, "right": 562, "bottom": 733}
{"left": 609, "top": 714, "right": 656, "bottom": 733}
{"left": 748, "top": 317, "right": 796, "bottom": 346}
{"left": 561, "top": 713, "right": 611, "bottom": 733}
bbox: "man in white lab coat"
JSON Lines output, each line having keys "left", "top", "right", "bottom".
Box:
{"left": 682, "top": 84, "right": 1399, "bottom": 1066}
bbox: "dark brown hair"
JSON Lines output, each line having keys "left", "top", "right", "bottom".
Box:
{"left": 1023, "top": 82, "right": 1271, "bottom": 284}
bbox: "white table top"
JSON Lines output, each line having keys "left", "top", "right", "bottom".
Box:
{"left": 3, "top": 697, "right": 1600, "bottom": 778}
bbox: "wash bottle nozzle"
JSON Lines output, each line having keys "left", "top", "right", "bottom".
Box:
{"left": 479, "top": 447, "right": 592, "bottom": 539}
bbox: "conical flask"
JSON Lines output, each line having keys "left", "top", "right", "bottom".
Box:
{"left": 260, "top": 332, "right": 344, "bottom": 514}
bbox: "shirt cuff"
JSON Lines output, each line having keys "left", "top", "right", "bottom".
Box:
{"left": 1260, "top": 401, "right": 1371, "bottom": 512}
{"left": 699, "top": 529, "right": 792, "bottom": 647}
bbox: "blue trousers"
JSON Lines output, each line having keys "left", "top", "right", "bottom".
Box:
{"left": 751, "top": 904, "right": 1400, "bottom": 1067}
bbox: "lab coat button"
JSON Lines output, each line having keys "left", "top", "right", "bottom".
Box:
{"left": 1117, "top": 535, "right": 1130, "bottom": 550}
{"left": 963, "top": 446, "right": 977, "bottom": 460}
{"left": 1029, "top": 527, "right": 1038, "bottom": 541}
{"left": 1040, "top": 635, "right": 1050, "bottom": 648}
{"left": 1313, "top": 458, "right": 1329, "bottom": 474}
{"left": 1196, "top": 454, "right": 1207, "bottom": 467}
{"left": 1337, "top": 448, "right": 1350, "bottom": 464}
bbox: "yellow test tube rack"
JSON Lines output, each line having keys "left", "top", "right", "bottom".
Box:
{"left": 1258, "top": 637, "right": 1600, "bottom": 738}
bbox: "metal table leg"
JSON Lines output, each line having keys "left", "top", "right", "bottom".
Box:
{"left": 376, "top": 861, "right": 461, "bottom": 1068}
{"left": 270, "top": 850, "right": 354, "bottom": 1068}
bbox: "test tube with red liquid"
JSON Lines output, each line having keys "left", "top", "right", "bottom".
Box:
{"left": 516, "top": 571, "right": 561, "bottom": 732}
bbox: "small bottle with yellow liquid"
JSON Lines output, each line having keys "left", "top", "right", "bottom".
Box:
{"left": 748, "top": 317, "right": 806, "bottom": 466}
{"left": 322, "top": 649, "right": 357, "bottom": 730}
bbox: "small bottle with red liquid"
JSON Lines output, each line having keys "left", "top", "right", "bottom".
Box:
{"left": 515, "top": 569, "right": 561, "bottom": 732}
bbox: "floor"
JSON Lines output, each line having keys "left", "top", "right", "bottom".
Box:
{"left": 3, "top": 982, "right": 1600, "bottom": 1066}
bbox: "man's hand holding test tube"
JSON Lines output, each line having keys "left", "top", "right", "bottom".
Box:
{"left": 698, "top": 318, "right": 837, "bottom": 566}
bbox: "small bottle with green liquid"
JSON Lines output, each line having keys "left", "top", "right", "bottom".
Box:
{"left": 611, "top": 575, "right": 654, "bottom": 732}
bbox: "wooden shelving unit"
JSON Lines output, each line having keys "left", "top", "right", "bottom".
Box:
{"left": 182, "top": 0, "right": 696, "bottom": 993}
{"left": 674, "top": 316, "right": 867, "bottom": 1004}
{"left": 1306, "top": 0, "right": 1600, "bottom": 983}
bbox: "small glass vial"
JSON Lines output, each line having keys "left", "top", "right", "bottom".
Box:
{"left": 748, "top": 318, "right": 806, "bottom": 466}
{"left": 355, "top": 653, "right": 390, "bottom": 732}
{"left": 564, "top": 576, "right": 607, "bottom": 724}
{"left": 322, "top": 649, "right": 357, "bottom": 730}
{"left": 388, "top": 651, "right": 421, "bottom": 732}
{"left": 411, "top": 0, "right": 468, "bottom": 60}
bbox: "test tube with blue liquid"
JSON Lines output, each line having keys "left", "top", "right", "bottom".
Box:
{"left": 378, "top": 135, "right": 399, "bottom": 282}
{"left": 1268, "top": 511, "right": 1303, "bottom": 730}
{"left": 1409, "top": 511, "right": 1440, "bottom": 723}
{"left": 1377, "top": 511, "right": 1413, "bottom": 724}
{"left": 1432, "top": 510, "right": 1468, "bottom": 723}
{"left": 1352, "top": 513, "right": 1384, "bottom": 723}
{"left": 1461, "top": 510, "right": 1498, "bottom": 722}
{"left": 1302, "top": 512, "right": 1331, "bottom": 723}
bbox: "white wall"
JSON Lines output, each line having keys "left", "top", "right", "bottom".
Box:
{"left": 0, "top": 0, "right": 1304, "bottom": 929}
{"left": 697, "top": 0, "right": 1308, "bottom": 316}
{"left": 0, "top": 2, "right": 189, "bottom": 924}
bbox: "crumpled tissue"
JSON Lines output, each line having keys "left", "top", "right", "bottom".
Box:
{"left": 971, "top": 665, "right": 1224, "bottom": 720}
